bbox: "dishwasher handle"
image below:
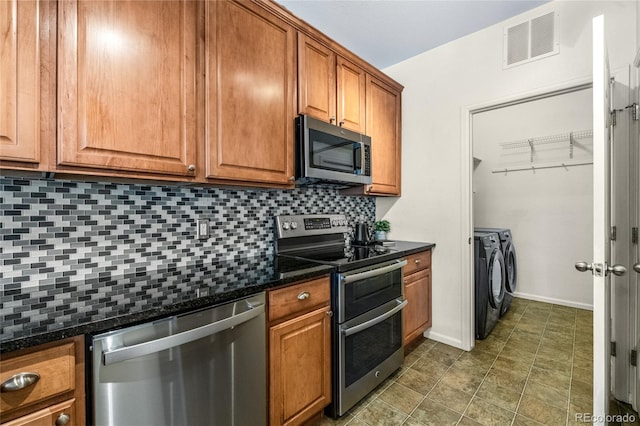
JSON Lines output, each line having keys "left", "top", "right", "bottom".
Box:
{"left": 102, "top": 302, "right": 265, "bottom": 366}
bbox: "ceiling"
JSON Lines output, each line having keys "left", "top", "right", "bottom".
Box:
{"left": 275, "top": 0, "right": 549, "bottom": 69}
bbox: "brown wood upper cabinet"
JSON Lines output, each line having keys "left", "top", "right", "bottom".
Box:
{"left": 298, "top": 34, "right": 366, "bottom": 133}
{"left": 0, "top": 0, "right": 41, "bottom": 164}
{"left": 366, "top": 75, "right": 402, "bottom": 196}
{"left": 57, "top": 0, "right": 197, "bottom": 176}
{"left": 205, "top": 1, "right": 296, "bottom": 186}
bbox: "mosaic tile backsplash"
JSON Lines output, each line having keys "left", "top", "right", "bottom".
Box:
{"left": 0, "top": 177, "right": 375, "bottom": 289}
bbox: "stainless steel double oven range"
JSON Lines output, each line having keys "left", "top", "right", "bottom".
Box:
{"left": 276, "top": 214, "right": 407, "bottom": 417}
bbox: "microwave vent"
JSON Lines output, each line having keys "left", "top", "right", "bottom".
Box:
{"left": 504, "top": 11, "right": 558, "bottom": 68}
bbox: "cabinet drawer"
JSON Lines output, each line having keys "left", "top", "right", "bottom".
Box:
{"left": 1, "top": 343, "right": 75, "bottom": 414}
{"left": 269, "top": 276, "right": 331, "bottom": 322}
{"left": 403, "top": 250, "right": 431, "bottom": 276}
{"left": 3, "top": 398, "right": 75, "bottom": 426}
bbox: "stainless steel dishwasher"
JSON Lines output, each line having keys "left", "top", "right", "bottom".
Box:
{"left": 91, "top": 292, "right": 266, "bottom": 426}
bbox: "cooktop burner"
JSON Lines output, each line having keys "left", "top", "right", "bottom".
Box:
{"left": 275, "top": 214, "right": 402, "bottom": 272}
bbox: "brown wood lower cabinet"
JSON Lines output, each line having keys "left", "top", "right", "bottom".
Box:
{"left": 268, "top": 276, "right": 332, "bottom": 426}
{"left": 0, "top": 336, "right": 85, "bottom": 426}
{"left": 403, "top": 250, "right": 432, "bottom": 346}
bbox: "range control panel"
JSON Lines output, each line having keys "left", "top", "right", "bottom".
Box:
{"left": 276, "top": 214, "right": 349, "bottom": 239}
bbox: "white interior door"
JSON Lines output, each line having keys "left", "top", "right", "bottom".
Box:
{"left": 591, "top": 14, "right": 612, "bottom": 420}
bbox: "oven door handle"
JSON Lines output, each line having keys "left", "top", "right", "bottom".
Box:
{"left": 341, "top": 299, "right": 408, "bottom": 337}
{"left": 341, "top": 259, "right": 407, "bottom": 284}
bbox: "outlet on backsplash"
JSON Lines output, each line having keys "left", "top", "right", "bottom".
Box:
{"left": 197, "top": 219, "right": 210, "bottom": 240}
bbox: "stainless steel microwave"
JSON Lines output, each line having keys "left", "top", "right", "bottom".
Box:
{"left": 295, "top": 114, "right": 372, "bottom": 186}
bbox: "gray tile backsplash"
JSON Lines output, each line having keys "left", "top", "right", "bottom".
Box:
{"left": 1, "top": 177, "right": 375, "bottom": 288}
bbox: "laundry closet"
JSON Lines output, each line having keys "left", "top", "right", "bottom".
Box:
{"left": 472, "top": 87, "right": 594, "bottom": 311}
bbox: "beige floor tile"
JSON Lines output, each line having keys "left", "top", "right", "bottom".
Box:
{"left": 489, "top": 325, "right": 513, "bottom": 341}
{"left": 396, "top": 367, "right": 440, "bottom": 396}
{"left": 512, "top": 414, "right": 545, "bottom": 425}
{"left": 426, "top": 381, "right": 473, "bottom": 414}
{"left": 354, "top": 399, "right": 407, "bottom": 426}
{"left": 536, "top": 346, "right": 573, "bottom": 363}
{"left": 573, "top": 351, "right": 593, "bottom": 370}
{"left": 544, "top": 322, "right": 575, "bottom": 337}
{"left": 428, "top": 345, "right": 463, "bottom": 366}
{"left": 452, "top": 359, "right": 492, "bottom": 377}
{"left": 485, "top": 366, "right": 528, "bottom": 392}
{"left": 456, "top": 416, "right": 483, "bottom": 426}
{"left": 439, "top": 368, "right": 484, "bottom": 394}
{"left": 410, "top": 356, "right": 450, "bottom": 378}
{"left": 517, "top": 394, "right": 568, "bottom": 425}
{"left": 464, "top": 396, "right": 515, "bottom": 425}
{"left": 542, "top": 328, "right": 575, "bottom": 343}
{"left": 538, "top": 337, "right": 573, "bottom": 355}
{"left": 378, "top": 383, "right": 424, "bottom": 415}
{"left": 318, "top": 413, "right": 353, "bottom": 425}
{"left": 523, "top": 379, "right": 569, "bottom": 410}
{"left": 474, "top": 380, "right": 522, "bottom": 412}
{"left": 572, "top": 365, "right": 592, "bottom": 384}
{"left": 532, "top": 355, "right": 572, "bottom": 376}
{"left": 570, "top": 377, "right": 593, "bottom": 403}
{"left": 345, "top": 417, "right": 370, "bottom": 426}
{"left": 473, "top": 336, "right": 506, "bottom": 355}
{"left": 457, "top": 349, "right": 496, "bottom": 369}
{"left": 528, "top": 365, "right": 571, "bottom": 392}
{"left": 404, "top": 350, "right": 423, "bottom": 366}
{"left": 499, "top": 345, "right": 536, "bottom": 365}
{"left": 492, "top": 355, "right": 531, "bottom": 375}
{"left": 402, "top": 417, "right": 425, "bottom": 426}
{"left": 506, "top": 334, "right": 541, "bottom": 353}
{"left": 410, "top": 398, "right": 462, "bottom": 426}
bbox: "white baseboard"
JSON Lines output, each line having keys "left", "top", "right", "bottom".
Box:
{"left": 513, "top": 291, "right": 593, "bottom": 311}
{"left": 422, "top": 330, "right": 468, "bottom": 351}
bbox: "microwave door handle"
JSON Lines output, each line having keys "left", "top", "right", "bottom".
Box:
{"left": 341, "top": 259, "right": 407, "bottom": 284}
{"left": 342, "top": 299, "right": 408, "bottom": 337}
{"left": 354, "top": 142, "right": 362, "bottom": 172}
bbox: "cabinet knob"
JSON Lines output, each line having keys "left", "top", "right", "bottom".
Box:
{"left": 288, "top": 176, "right": 295, "bottom": 182}
{"left": 297, "top": 291, "right": 310, "bottom": 300}
{"left": 56, "top": 413, "right": 71, "bottom": 426}
{"left": 326, "top": 311, "right": 333, "bottom": 317}
{"left": 329, "top": 116, "right": 336, "bottom": 124}
{"left": 187, "top": 164, "right": 196, "bottom": 172}
{"left": 415, "top": 259, "right": 421, "bottom": 264}
{"left": 339, "top": 120, "right": 345, "bottom": 127}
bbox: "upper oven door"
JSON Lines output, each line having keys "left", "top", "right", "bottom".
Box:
{"left": 297, "top": 115, "right": 372, "bottom": 185}
{"left": 336, "top": 259, "right": 407, "bottom": 323}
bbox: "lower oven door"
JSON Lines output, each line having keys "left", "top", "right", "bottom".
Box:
{"left": 335, "top": 297, "right": 407, "bottom": 416}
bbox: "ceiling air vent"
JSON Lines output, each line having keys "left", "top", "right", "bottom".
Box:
{"left": 504, "top": 12, "right": 558, "bottom": 69}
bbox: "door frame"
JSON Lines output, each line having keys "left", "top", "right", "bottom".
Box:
{"left": 460, "top": 76, "right": 592, "bottom": 351}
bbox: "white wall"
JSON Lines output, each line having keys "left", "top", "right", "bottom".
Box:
{"left": 473, "top": 88, "right": 593, "bottom": 309}
{"left": 378, "top": 1, "right": 638, "bottom": 349}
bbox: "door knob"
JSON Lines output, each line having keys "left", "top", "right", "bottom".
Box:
{"left": 633, "top": 263, "right": 640, "bottom": 273}
{"left": 607, "top": 264, "right": 627, "bottom": 276}
{"left": 575, "top": 261, "right": 593, "bottom": 272}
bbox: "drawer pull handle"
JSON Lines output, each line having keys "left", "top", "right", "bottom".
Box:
{"left": 298, "top": 292, "right": 310, "bottom": 300}
{"left": 56, "top": 413, "right": 71, "bottom": 426}
{"left": 0, "top": 372, "right": 40, "bottom": 392}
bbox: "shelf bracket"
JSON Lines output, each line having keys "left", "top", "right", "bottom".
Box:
{"left": 569, "top": 132, "right": 574, "bottom": 159}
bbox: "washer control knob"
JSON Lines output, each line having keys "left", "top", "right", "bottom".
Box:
{"left": 282, "top": 222, "right": 290, "bottom": 230}
{"left": 290, "top": 221, "right": 298, "bottom": 230}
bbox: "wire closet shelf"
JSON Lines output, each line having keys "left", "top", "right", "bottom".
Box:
{"left": 492, "top": 129, "right": 593, "bottom": 174}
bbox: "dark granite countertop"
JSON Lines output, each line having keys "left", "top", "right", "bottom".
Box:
{"left": 1, "top": 242, "right": 434, "bottom": 354}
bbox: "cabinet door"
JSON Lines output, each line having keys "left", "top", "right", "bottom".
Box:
{"left": 0, "top": 0, "right": 40, "bottom": 163}
{"left": 3, "top": 399, "right": 75, "bottom": 426}
{"left": 58, "top": 0, "right": 197, "bottom": 176}
{"left": 366, "top": 75, "right": 401, "bottom": 195}
{"left": 336, "top": 56, "right": 365, "bottom": 133}
{"left": 206, "top": 1, "right": 295, "bottom": 185}
{"left": 270, "top": 306, "right": 331, "bottom": 426}
{"left": 403, "top": 268, "right": 431, "bottom": 345}
{"left": 297, "top": 33, "right": 336, "bottom": 124}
